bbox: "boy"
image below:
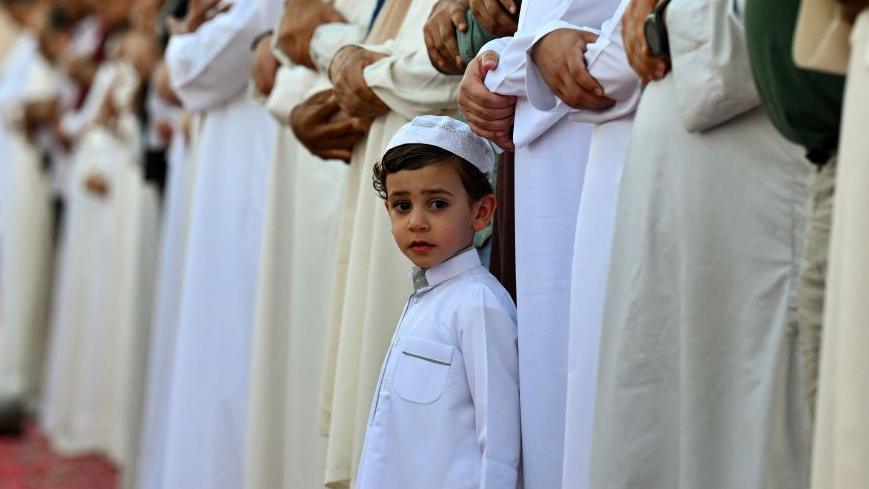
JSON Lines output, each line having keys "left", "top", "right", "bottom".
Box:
{"left": 355, "top": 115, "right": 520, "bottom": 489}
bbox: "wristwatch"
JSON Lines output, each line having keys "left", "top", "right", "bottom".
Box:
{"left": 644, "top": 0, "right": 672, "bottom": 58}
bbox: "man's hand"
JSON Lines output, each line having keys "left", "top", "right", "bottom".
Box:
{"left": 155, "top": 62, "right": 182, "bottom": 106}
{"left": 84, "top": 173, "right": 110, "bottom": 198}
{"left": 252, "top": 33, "right": 279, "bottom": 96}
{"left": 457, "top": 50, "right": 516, "bottom": 151}
{"left": 277, "top": 0, "right": 345, "bottom": 70}
{"left": 622, "top": 0, "right": 668, "bottom": 83}
{"left": 66, "top": 56, "right": 97, "bottom": 89}
{"left": 329, "top": 46, "right": 390, "bottom": 119}
{"left": 291, "top": 89, "right": 370, "bottom": 162}
{"left": 838, "top": 0, "right": 869, "bottom": 22}
{"left": 167, "top": 0, "right": 232, "bottom": 35}
{"left": 469, "top": 0, "right": 518, "bottom": 37}
{"left": 424, "top": 0, "right": 470, "bottom": 75}
{"left": 530, "top": 29, "right": 615, "bottom": 110}
{"left": 95, "top": 94, "right": 121, "bottom": 129}
{"left": 24, "top": 100, "right": 57, "bottom": 141}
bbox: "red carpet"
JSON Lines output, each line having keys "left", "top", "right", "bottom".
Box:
{"left": 0, "top": 422, "right": 117, "bottom": 489}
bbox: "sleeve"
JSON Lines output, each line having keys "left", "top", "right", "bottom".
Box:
{"left": 666, "top": 0, "right": 760, "bottom": 132}
{"left": 482, "top": 34, "right": 534, "bottom": 97}
{"left": 792, "top": 0, "right": 851, "bottom": 75}
{"left": 458, "top": 10, "right": 501, "bottom": 64}
{"left": 459, "top": 287, "right": 520, "bottom": 489}
{"left": 309, "top": 22, "right": 368, "bottom": 74}
{"left": 164, "top": 0, "right": 266, "bottom": 112}
{"left": 362, "top": 46, "right": 461, "bottom": 120}
{"left": 523, "top": 0, "right": 641, "bottom": 124}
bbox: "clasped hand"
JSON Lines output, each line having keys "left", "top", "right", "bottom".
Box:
{"left": 424, "top": 0, "right": 470, "bottom": 75}
{"left": 329, "top": 46, "right": 390, "bottom": 119}
{"left": 277, "top": 0, "right": 345, "bottom": 70}
{"left": 530, "top": 28, "right": 615, "bottom": 110}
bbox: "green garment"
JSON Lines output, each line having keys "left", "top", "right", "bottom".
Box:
{"left": 745, "top": 0, "right": 845, "bottom": 159}
{"left": 457, "top": 10, "right": 499, "bottom": 64}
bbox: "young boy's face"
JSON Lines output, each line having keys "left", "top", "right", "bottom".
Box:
{"left": 384, "top": 160, "right": 495, "bottom": 269}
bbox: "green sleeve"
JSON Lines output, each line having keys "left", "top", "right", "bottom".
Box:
{"left": 457, "top": 10, "right": 500, "bottom": 64}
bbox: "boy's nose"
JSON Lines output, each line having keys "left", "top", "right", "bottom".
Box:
{"left": 407, "top": 210, "right": 430, "bottom": 232}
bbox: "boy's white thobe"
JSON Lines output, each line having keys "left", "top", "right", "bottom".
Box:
{"left": 355, "top": 248, "right": 520, "bottom": 489}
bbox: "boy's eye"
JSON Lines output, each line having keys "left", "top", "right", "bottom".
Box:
{"left": 429, "top": 199, "right": 449, "bottom": 210}
{"left": 392, "top": 201, "right": 411, "bottom": 212}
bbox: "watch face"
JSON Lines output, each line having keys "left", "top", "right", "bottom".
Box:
{"left": 644, "top": 15, "right": 664, "bottom": 58}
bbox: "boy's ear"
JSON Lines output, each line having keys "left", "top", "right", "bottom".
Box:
{"left": 472, "top": 194, "right": 497, "bottom": 232}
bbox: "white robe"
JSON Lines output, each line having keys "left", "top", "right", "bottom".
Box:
{"left": 481, "top": 0, "right": 632, "bottom": 486}
{"left": 242, "top": 1, "right": 373, "bottom": 487}
{"left": 156, "top": 0, "right": 276, "bottom": 486}
{"left": 590, "top": 0, "right": 810, "bottom": 487}
{"left": 810, "top": 10, "right": 869, "bottom": 489}
{"left": 0, "top": 31, "right": 56, "bottom": 409}
{"left": 319, "top": 1, "right": 461, "bottom": 485}
{"left": 132, "top": 112, "right": 195, "bottom": 489}
{"left": 41, "top": 61, "right": 161, "bottom": 473}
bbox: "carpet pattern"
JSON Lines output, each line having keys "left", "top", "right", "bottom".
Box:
{"left": 0, "top": 422, "right": 117, "bottom": 489}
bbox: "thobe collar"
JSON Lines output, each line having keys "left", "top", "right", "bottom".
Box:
{"left": 410, "top": 246, "right": 480, "bottom": 294}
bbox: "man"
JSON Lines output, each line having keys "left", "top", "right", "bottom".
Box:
{"left": 457, "top": 0, "right": 636, "bottom": 486}
{"left": 0, "top": 0, "right": 56, "bottom": 434}
{"left": 155, "top": 0, "right": 278, "bottom": 486}
{"left": 745, "top": 0, "right": 846, "bottom": 449}
{"left": 242, "top": 0, "right": 374, "bottom": 487}
{"left": 589, "top": 0, "right": 811, "bottom": 487}
{"left": 310, "top": 1, "right": 462, "bottom": 486}
{"left": 787, "top": 0, "right": 869, "bottom": 486}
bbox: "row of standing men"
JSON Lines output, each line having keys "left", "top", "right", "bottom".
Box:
{"left": 1, "top": 0, "right": 868, "bottom": 487}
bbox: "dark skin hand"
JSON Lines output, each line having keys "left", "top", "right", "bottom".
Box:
{"left": 457, "top": 50, "right": 516, "bottom": 151}
{"left": 622, "top": 0, "right": 668, "bottom": 83}
{"left": 84, "top": 172, "right": 110, "bottom": 198}
{"left": 530, "top": 28, "right": 615, "bottom": 110}
{"left": 23, "top": 100, "right": 57, "bottom": 141}
{"left": 276, "top": 0, "right": 345, "bottom": 70}
{"left": 252, "top": 33, "right": 279, "bottom": 96}
{"left": 167, "top": 0, "right": 232, "bottom": 35}
{"left": 837, "top": 0, "right": 869, "bottom": 22}
{"left": 329, "top": 45, "right": 390, "bottom": 119}
{"left": 291, "top": 89, "right": 370, "bottom": 162}
{"left": 469, "top": 0, "right": 519, "bottom": 37}
{"left": 424, "top": 0, "right": 470, "bottom": 75}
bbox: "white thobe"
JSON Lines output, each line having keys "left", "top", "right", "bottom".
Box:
{"left": 242, "top": 0, "right": 374, "bottom": 487}
{"left": 807, "top": 9, "right": 869, "bottom": 489}
{"left": 132, "top": 106, "right": 194, "bottom": 489}
{"left": 480, "top": 0, "right": 631, "bottom": 486}
{"left": 512, "top": 2, "right": 641, "bottom": 486}
{"left": 0, "top": 30, "right": 56, "bottom": 409}
{"left": 355, "top": 248, "right": 520, "bottom": 489}
{"left": 41, "top": 61, "right": 160, "bottom": 474}
{"left": 156, "top": 0, "right": 276, "bottom": 486}
{"left": 590, "top": 0, "right": 810, "bottom": 487}
{"left": 318, "top": 1, "right": 461, "bottom": 486}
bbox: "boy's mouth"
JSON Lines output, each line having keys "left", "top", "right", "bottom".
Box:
{"left": 408, "top": 241, "right": 435, "bottom": 253}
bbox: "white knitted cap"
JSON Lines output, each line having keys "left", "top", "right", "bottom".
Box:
{"left": 384, "top": 115, "right": 498, "bottom": 174}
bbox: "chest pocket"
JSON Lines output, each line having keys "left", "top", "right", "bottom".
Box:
{"left": 393, "top": 337, "right": 454, "bottom": 404}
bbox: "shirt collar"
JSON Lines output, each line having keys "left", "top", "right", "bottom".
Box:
{"left": 409, "top": 247, "right": 480, "bottom": 294}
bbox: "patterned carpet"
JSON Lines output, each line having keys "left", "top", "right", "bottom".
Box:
{"left": 0, "top": 422, "right": 117, "bottom": 489}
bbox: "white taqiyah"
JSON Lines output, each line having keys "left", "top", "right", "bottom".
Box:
{"left": 384, "top": 115, "right": 499, "bottom": 174}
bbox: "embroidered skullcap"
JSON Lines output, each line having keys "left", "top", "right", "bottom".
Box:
{"left": 384, "top": 115, "right": 498, "bottom": 174}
